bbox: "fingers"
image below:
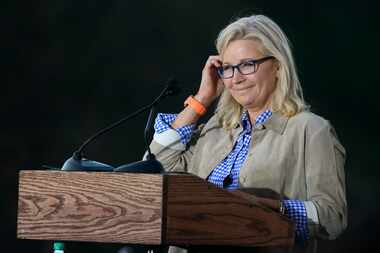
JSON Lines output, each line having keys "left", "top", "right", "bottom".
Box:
{"left": 204, "top": 55, "right": 222, "bottom": 70}
{"left": 196, "top": 55, "right": 224, "bottom": 106}
{"left": 202, "top": 55, "right": 222, "bottom": 82}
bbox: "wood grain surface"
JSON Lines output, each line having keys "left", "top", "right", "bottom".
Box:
{"left": 164, "top": 174, "right": 294, "bottom": 247}
{"left": 17, "top": 171, "right": 163, "bottom": 244}
{"left": 17, "top": 171, "right": 293, "bottom": 247}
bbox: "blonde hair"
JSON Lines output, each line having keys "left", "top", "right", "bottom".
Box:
{"left": 215, "top": 14, "right": 309, "bottom": 129}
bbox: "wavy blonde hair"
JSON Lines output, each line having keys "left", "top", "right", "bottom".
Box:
{"left": 215, "top": 14, "right": 309, "bottom": 129}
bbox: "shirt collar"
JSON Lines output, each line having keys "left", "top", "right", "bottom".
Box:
{"left": 238, "top": 110, "right": 288, "bottom": 134}
{"left": 240, "top": 111, "right": 251, "bottom": 131}
{"left": 240, "top": 110, "right": 272, "bottom": 131}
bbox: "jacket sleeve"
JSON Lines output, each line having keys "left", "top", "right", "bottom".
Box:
{"left": 149, "top": 125, "right": 204, "bottom": 173}
{"left": 305, "top": 120, "right": 347, "bottom": 240}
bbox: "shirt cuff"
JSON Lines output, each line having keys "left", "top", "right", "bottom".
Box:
{"left": 154, "top": 113, "right": 195, "bottom": 145}
{"left": 304, "top": 201, "right": 319, "bottom": 224}
{"left": 153, "top": 129, "right": 186, "bottom": 151}
{"left": 283, "top": 199, "right": 309, "bottom": 243}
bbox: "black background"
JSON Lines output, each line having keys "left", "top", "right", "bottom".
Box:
{"left": 2, "top": 0, "right": 378, "bottom": 252}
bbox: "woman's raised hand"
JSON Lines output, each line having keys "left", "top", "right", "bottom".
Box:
{"left": 171, "top": 56, "right": 224, "bottom": 129}
{"left": 195, "top": 55, "right": 224, "bottom": 107}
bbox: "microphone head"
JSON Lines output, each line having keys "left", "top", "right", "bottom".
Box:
{"left": 165, "top": 78, "right": 181, "bottom": 97}
{"left": 61, "top": 155, "right": 114, "bottom": 171}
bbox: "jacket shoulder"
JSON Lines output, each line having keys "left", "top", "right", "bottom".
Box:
{"left": 288, "top": 111, "right": 331, "bottom": 131}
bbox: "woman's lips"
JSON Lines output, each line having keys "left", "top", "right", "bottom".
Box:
{"left": 233, "top": 85, "right": 255, "bottom": 91}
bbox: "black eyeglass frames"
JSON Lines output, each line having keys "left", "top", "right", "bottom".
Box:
{"left": 216, "top": 56, "right": 275, "bottom": 79}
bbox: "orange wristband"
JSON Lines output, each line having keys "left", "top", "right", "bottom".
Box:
{"left": 184, "top": 95, "right": 207, "bottom": 116}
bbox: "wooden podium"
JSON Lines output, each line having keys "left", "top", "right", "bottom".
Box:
{"left": 17, "top": 170, "right": 294, "bottom": 248}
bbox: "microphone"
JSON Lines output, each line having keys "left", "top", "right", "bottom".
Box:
{"left": 61, "top": 78, "right": 181, "bottom": 172}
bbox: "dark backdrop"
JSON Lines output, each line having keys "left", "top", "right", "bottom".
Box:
{"left": 2, "top": 0, "right": 378, "bottom": 252}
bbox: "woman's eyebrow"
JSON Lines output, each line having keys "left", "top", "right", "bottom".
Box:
{"left": 222, "top": 57, "right": 258, "bottom": 65}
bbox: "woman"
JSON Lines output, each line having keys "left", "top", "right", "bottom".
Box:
{"left": 150, "top": 14, "right": 347, "bottom": 253}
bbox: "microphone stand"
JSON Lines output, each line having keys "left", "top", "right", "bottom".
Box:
{"left": 113, "top": 104, "right": 163, "bottom": 173}
{"left": 61, "top": 79, "right": 179, "bottom": 172}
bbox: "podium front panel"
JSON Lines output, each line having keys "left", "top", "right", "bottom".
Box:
{"left": 17, "top": 171, "right": 163, "bottom": 244}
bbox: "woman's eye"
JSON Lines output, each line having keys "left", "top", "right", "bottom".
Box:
{"left": 222, "top": 65, "right": 232, "bottom": 71}
{"left": 242, "top": 61, "right": 255, "bottom": 67}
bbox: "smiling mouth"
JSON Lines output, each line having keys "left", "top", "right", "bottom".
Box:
{"left": 233, "top": 85, "right": 255, "bottom": 91}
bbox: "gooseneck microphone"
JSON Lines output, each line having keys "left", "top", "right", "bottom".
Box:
{"left": 61, "top": 78, "right": 180, "bottom": 172}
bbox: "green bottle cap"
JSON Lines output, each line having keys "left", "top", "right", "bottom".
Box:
{"left": 53, "top": 242, "right": 65, "bottom": 250}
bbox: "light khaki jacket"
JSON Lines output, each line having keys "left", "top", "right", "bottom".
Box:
{"left": 150, "top": 111, "right": 347, "bottom": 253}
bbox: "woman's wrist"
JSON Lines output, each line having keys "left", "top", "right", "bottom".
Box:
{"left": 171, "top": 95, "right": 204, "bottom": 129}
{"left": 184, "top": 96, "right": 207, "bottom": 116}
{"left": 194, "top": 93, "right": 213, "bottom": 108}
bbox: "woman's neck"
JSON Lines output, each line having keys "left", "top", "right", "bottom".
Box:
{"left": 247, "top": 108, "right": 268, "bottom": 123}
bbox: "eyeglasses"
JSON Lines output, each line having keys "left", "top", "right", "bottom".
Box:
{"left": 217, "top": 56, "right": 275, "bottom": 79}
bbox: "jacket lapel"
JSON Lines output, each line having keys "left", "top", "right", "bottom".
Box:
{"left": 197, "top": 125, "right": 242, "bottom": 179}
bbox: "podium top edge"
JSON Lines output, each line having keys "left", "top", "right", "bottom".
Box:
{"left": 18, "top": 170, "right": 191, "bottom": 176}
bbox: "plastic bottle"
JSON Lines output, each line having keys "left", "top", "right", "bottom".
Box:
{"left": 53, "top": 242, "right": 65, "bottom": 253}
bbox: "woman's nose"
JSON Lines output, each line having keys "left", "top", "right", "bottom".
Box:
{"left": 231, "top": 68, "right": 245, "bottom": 84}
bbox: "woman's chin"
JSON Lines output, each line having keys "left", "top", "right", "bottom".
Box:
{"left": 240, "top": 101, "right": 258, "bottom": 110}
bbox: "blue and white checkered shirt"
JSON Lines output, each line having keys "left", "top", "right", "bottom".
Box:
{"left": 154, "top": 111, "right": 309, "bottom": 242}
{"left": 207, "top": 111, "right": 271, "bottom": 189}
